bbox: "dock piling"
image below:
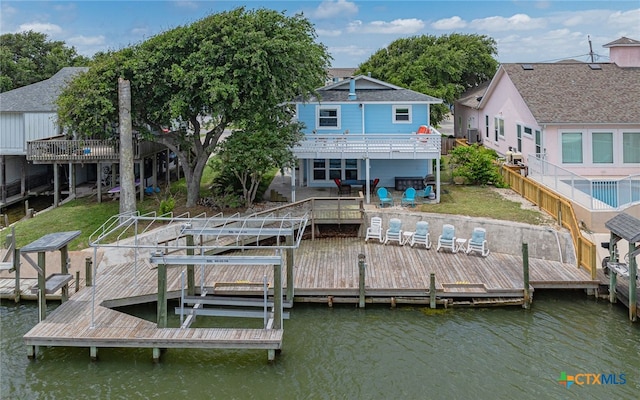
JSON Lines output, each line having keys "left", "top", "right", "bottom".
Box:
{"left": 429, "top": 273, "right": 436, "bottom": 309}
{"left": 358, "top": 254, "right": 366, "bottom": 308}
{"left": 85, "top": 257, "right": 92, "bottom": 287}
{"left": 523, "top": 243, "right": 530, "bottom": 309}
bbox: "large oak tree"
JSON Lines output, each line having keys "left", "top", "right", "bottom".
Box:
{"left": 57, "top": 7, "right": 330, "bottom": 207}
{"left": 356, "top": 33, "right": 498, "bottom": 125}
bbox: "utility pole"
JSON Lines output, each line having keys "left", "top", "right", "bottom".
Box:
{"left": 588, "top": 35, "right": 595, "bottom": 63}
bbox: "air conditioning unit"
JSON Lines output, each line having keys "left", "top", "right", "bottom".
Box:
{"left": 467, "top": 128, "right": 479, "bottom": 143}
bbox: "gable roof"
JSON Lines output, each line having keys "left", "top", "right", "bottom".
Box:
{"left": 455, "top": 81, "right": 490, "bottom": 109}
{"left": 479, "top": 62, "right": 640, "bottom": 124}
{"left": 298, "top": 75, "right": 442, "bottom": 104}
{"left": 603, "top": 36, "right": 640, "bottom": 48}
{"left": 0, "top": 67, "right": 88, "bottom": 112}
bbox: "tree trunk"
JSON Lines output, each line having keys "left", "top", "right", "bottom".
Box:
{"left": 118, "top": 78, "right": 136, "bottom": 216}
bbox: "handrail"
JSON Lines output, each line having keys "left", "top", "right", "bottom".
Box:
{"left": 500, "top": 166, "right": 597, "bottom": 279}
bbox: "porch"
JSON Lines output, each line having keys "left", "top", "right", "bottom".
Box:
{"left": 291, "top": 132, "right": 443, "bottom": 204}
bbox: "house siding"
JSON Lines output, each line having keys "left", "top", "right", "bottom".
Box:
{"left": 0, "top": 113, "right": 25, "bottom": 154}
{"left": 25, "top": 112, "right": 58, "bottom": 142}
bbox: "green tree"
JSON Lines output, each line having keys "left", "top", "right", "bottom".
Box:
{"left": 356, "top": 34, "right": 498, "bottom": 125}
{"left": 57, "top": 7, "right": 330, "bottom": 207}
{"left": 0, "top": 31, "right": 89, "bottom": 92}
{"left": 216, "top": 118, "right": 304, "bottom": 207}
{"left": 449, "top": 144, "right": 503, "bottom": 186}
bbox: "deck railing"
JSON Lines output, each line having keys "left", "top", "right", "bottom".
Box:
{"left": 27, "top": 139, "right": 168, "bottom": 162}
{"left": 292, "top": 132, "right": 442, "bottom": 159}
{"left": 501, "top": 166, "right": 597, "bottom": 279}
{"left": 527, "top": 154, "right": 640, "bottom": 210}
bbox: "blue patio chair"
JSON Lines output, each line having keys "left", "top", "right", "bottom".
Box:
{"left": 418, "top": 186, "right": 432, "bottom": 198}
{"left": 384, "top": 218, "right": 403, "bottom": 245}
{"left": 401, "top": 187, "right": 416, "bottom": 207}
{"left": 410, "top": 221, "right": 432, "bottom": 249}
{"left": 466, "top": 227, "right": 489, "bottom": 257}
{"left": 377, "top": 187, "right": 393, "bottom": 208}
{"left": 437, "top": 224, "right": 457, "bottom": 253}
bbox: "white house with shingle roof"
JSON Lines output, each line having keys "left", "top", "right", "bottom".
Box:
{"left": 0, "top": 67, "right": 87, "bottom": 206}
{"left": 454, "top": 37, "right": 640, "bottom": 179}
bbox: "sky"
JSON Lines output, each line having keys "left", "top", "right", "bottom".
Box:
{"left": 1, "top": 0, "right": 639, "bottom": 67}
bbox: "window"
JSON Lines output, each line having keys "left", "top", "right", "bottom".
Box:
{"left": 312, "top": 158, "right": 359, "bottom": 182}
{"left": 535, "top": 129, "right": 542, "bottom": 155}
{"left": 494, "top": 117, "right": 504, "bottom": 141}
{"left": 561, "top": 132, "right": 583, "bottom": 163}
{"left": 485, "top": 115, "right": 489, "bottom": 138}
{"left": 623, "top": 132, "right": 640, "bottom": 163}
{"left": 317, "top": 106, "right": 340, "bottom": 129}
{"left": 592, "top": 132, "right": 613, "bottom": 163}
{"left": 524, "top": 126, "right": 533, "bottom": 137}
{"left": 392, "top": 105, "right": 412, "bottom": 123}
{"left": 516, "top": 125, "right": 522, "bottom": 152}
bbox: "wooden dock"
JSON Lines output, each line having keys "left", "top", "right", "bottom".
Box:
{"left": 17, "top": 236, "right": 601, "bottom": 363}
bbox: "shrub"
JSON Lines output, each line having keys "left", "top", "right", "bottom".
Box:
{"left": 449, "top": 144, "right": 504, "bottom": 186}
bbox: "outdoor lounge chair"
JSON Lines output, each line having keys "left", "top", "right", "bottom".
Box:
{"left": 410, "top": 221, "right": 431, "bottom": 249}
{"left": 384, "top": 218, "right": 403, "bottom": 245}
{"left": 466, "top": 227, "right": 489, "bottom": 257}
{"left": 401, "top": 187, "right": 416, "bottom": 207}
{"left": 417, "top": 186, "right": 432, "bottom": 199}
{"left": 365, "top": 216, "right": 383, "bottom": 243}
{"left": 437, "top": 224, "right": 457, "bottom": 253}
{"left": 377, "top": 187, "right": 393, "bottom": 208}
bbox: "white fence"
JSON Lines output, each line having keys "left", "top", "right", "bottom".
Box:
{"left": 527, "top": 154, "right": 640, "bottom": 210}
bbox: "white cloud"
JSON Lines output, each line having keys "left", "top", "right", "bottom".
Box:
{"left": 432, "top": 16, "right": 466, "bottom": 30}
{"left": 313, "top": 0, "right": 358, "bottom": 19}
{"left": 67, "top": 35, "right": 106, "bottom": 47}
{"left": 329, "top": 44, "right": 370, "bottom": 57}
{"left": 317, "top": 28, "right": 342, "bottom": 37}
{"left": 347, "top": 18, "right": 424, "bottom": 34}
{"left": 470, "top": 13, "right": 546, "bottom": 32}
{"left": 131, "top": 27, "right": 150, "bottom": 36}
{"left": 607, "top": 8, "right": 640, "bottom": 27}
{"left": 17, "top": 22, "right": 63, "bottom": 36}
{"left": 173, "top": 0, "right": 198, "bottom": 10}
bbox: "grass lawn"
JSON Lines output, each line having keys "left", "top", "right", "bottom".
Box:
{"left": 418, "top": 184, "right": 551, "bottom": 225}
{"left": 2, "top": 175, "right": 548, "bottom": 251}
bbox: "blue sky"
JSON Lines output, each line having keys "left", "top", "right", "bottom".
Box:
{"left": 2, "top": 1, "right": 639, "bottom": 67}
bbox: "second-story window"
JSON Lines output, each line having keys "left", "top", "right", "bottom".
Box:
{"left": 393, "top": 105, "right": 412, "bottom": 123}
{"left": 318, "top": 106, "right": 340, "bottom": 129}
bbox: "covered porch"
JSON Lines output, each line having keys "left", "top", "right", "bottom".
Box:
{"left": 290, "top": 132, "right": 442, "bottom": 205}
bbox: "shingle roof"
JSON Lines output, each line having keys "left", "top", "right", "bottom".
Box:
{"left": 605, "top": 213, "right": 640, "bottom": 243}
{"left": 299, "top": 75, "right": 442, "bottom": 104}
{"left": 499, "top": 63, "right": 640, "bottom": 124}
{"left": 0, "top": 67, "right": 88, "bottom": 112}
{"left": 603, "top": 37, "right": 640, "bottom": 47}
{"left": 456, "top": 81, "right": 490, "bottom": 109}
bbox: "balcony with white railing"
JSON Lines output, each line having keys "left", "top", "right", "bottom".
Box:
{"left": 527, "top": 154, "right": 640, "bottom": 210}
{"left": 292, "top": 129, "right": 442, "bottom": 160}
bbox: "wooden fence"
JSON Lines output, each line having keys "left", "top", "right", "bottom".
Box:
{"left": 501, "top": 166, "right": 597, "bottom": 279}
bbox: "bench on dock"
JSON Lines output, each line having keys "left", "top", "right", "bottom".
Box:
{"left": 30, "top": 273, "right": 73, "bottom": 294}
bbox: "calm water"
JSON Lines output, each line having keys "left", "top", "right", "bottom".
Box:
{"left": 1, "top": 291, "right": 639, "bottom": 399}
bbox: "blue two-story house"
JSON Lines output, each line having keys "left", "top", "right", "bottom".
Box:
{"left": 291, "top": 75, "right": 444, "bottom": 203}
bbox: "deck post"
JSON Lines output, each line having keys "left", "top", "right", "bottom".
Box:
{"left": 273, "top": 262, "right": 282, "bottom": 329}
{"left": 153, "top": 347, "right": 161, "bottom": 363}
{"left": 186, "top": 235, "right": 195, "bottom": 296}
{"left": 75, "top": 271, "right": 80, "bottom": 292}
{"left": 286, "top": 235, "right": 294, "bottom": 302}
{"left": 14, "top": 247, "right": 21, "bottom": 302}
{"left": 85, "top": 257, "right": 92, "bottom": 287}
{"left": 429, "top": 273, "right": 436, "bottom": 309}
{"left": 37, "top": 251, "right": 46, "bottom": 321}
{"left": 609, "top": 236, "right": 617, "bottom": 303}
{"left": 628, "top": 242, "right": 637, "bottom": 322}
{"left": 27, "top": 345, "right": 36, "bottom": 359}
{"left": 358, "top": 254, "right": 366, "bottom": 308}
{"left": 157, "top": 263, "right": 167, "bottom": 328}
{"left": 60, "top": 245, "right": 69, "bottom": 303}
{"left": 90, "top": 346, "right": 98, "bottom": 361}
{"left": 523, "top": 243, "right": 530, "bottom": 309}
